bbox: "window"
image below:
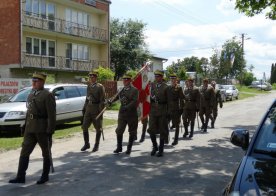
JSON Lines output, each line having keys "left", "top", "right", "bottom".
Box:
{"left": 70, "top": 44, "right": 89, "bottom": 60}
{"left": 77, "top": 86, "right": 87, "bottom": 96}
{"left": 25, "top": 0, "right": 55, "bottom": 20}
{"left": 53, "top": 87, "right": 66, "bottom": 100}
{"left": 25, "top": 37, "right": 55, "bottom": 57}
{"left": 33, "top": 38, "right": 40, "bottom": 55}
{"left": 26, "top": 37, "right": 32, "bottom": 54}
{"left": 65, "top": 9, "right": 89, "bottom": 27}
{"left": 65, "top": 87, "right": 80, "bottom": 98}
{"left": 41, "top": 40, "right": 46, "bottom": 55}
{"left": 48, "top": 41, "right": 55, "bottom": 56}
{"left": 33, "top": 0, "right": 39, "bottom": 16}
{"left": 26, "top": 0, "right": 32, "bottom": 15}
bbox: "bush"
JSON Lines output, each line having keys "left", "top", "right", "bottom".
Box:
{"left": 272, "top": 83, "right": 276, "bottom": 90}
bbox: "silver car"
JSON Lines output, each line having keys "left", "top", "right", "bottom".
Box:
{"left": 222, "top": 85, "right": 239, "bottom": 101}
{"left": 0, "top": 84, "right": 87, "bottom": 132}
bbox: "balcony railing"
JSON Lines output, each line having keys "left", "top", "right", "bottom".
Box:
{"left": 21, "top": 52, "right": 107, "bottom": 72}
{"left": 22, "top": 12, "right": 108, "bottom": 42}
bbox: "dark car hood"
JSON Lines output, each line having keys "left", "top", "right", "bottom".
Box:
{"left": 240, "top": 156, "right": 276, "bottom": 195}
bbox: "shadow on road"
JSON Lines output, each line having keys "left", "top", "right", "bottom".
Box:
{"left": 0, "top": 130, "right": 247, "bottom": 196}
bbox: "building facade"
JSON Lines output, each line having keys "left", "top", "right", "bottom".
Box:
{"left": 0, "top": 0, "right": 111, "bottom": 82}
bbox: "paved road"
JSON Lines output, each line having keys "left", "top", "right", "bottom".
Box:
{"left": 0, "top": 91, "right": 275, "bottom": 196}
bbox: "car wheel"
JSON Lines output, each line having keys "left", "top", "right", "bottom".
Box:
{"left": 236, "top": 95, "right": 239, "bottom": 100}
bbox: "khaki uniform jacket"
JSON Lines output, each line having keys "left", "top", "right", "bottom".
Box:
{"left": 25, "top": 89, "right": 56, "bottom": 134}
{"left": 113, "top": 85, "right": 139, "bottom": 119}
{"left": 214, "top": 89, "right": 223, "bottom": 108}
{"left": 183, "top": 86, "right": 200, "bottom": 110}
{"left": 199, "top": 86, "right": 215, "bottom": 108}
{"left": 149, "top": 81, "right": 169, "bottom": 116}
{"left": 167, "top": 84, "right": 184, "bottom": 114}
{"left": 83, "top": 82, "right": 105, "bottom": 115}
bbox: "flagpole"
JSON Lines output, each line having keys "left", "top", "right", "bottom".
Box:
{"left": 95, "top": 63, "right": 150, "bottom": 120}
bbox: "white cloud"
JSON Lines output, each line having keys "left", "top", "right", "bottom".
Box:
{"left": 144, "top": 15, "right": 276, "bottom": 78}
{"left": 216, "top": 0, "right": 236, "bottom": 16}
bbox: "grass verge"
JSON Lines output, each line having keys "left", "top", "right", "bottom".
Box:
{"left": 0, "top": 118, "right": 117, "bottom": 152}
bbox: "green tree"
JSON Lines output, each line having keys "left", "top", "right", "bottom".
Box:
{"left": 220, "top": 37, "right": 246, "bottom": 81}
{"left": 241, "top": 71, "right": 255, "bottom": 86}
{"left": 97, "top": 66, "right": 114, "bottom": 82}
{"left": 235, "top": 0, "right": 276, "bottom": 20}
{"left": 110, "top": 18, "right": 151, "bottom": 80}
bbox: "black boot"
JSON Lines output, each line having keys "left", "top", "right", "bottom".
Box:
{"left": 204, "top": 118, "right": 209, "bottom": 132}
{"left": 81, "top": 131, "right": 90, "bottom": 151}
{"left": 183, "top": 123, "right": 188, "bottom": 138}
{"left": 211, "top": 115, "right": 217, "bottom": 128}
{"left": 150, "top": 134, "right": 158, "bottom": 156}
{"left": 9, "top": 156, "right": 29, "bottom": 183}
{"left": 92, "top": 132, "right": 101, "bottom": 152}
{"left": 125, "top": 136, "right": 135, "bottom": 155}
{"left": 139, "top": 123, "right": 147, "bottom": 143}
{"left": 37, "top": 158, "right": 50, "bottom": 184}
{"left": 189, "top": 122, "right": 195, "bottom": 138}
{"left": 113, "top": 134, "right": 123, "bottom": 154}
{"left": 172, "top": 127, "right": 179, "bottom": 145}
{"left": 157, "top": 139, "right": 164, "bottom": 157}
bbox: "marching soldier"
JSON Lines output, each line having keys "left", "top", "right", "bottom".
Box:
{"left": 148, "top": 70, "right": 169, "bottom": 157}
{"left": 199, "top": 78, "right": 215, "bottom": 132}
{"left": 210, "top": 81, "right": 223, "bottom": 128}
{"left": 110, "top": 73, "right": 139, "bottom": 155}
{"left": 167, "top": 73, "right": 184, "bottom": 145}
{"left": 81, "top": 70, "right": 105, "bottom": 152}
{"left": 9, "top": 72, "right": 56, "bottom": 184}
{"left": 182, "top": 78, "right": 200, "bottom": 138}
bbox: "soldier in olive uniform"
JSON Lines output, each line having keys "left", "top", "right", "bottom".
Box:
{"left": 209, "top": 81, "right": 223, "bottom": 128}
{"left": 110, "top": 73, "right": 139, "bottom": 155}
{"left": 9, "top": 72, "right": 56, "bottom": 184}
{"left": 182, "top": 78, "right": 200, "bottom": 138}
{"left": 199, "top": 78, "right": 215, "bottom": 132}
{"left": 148, "top": 70, "right": 169, "bottom": 157}
{"left": 81, "top": 70, "right": 105, "bottom": 152}
{"left": 167, "top": 73, "right": 184, "bottom": 145}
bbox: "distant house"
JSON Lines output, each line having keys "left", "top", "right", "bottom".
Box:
{"left": 148, "top": 56, "right": 168, "bottom": 82}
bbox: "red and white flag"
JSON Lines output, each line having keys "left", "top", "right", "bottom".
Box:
{"left": 132, "top": 64, "right": 151, "bottom": 119}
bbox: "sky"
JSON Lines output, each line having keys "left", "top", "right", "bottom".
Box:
{"left": 110, "top": 0, "right": 276, "bottom": 79}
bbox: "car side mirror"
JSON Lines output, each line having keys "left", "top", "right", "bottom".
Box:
{"left": 230, "top": 128, "right": 249, "bottom": 150}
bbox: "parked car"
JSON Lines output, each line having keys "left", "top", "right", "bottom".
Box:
{"left": 216, "top": 84, "right": 226, "bottom": 102}
{"left": 223, "top": 99, "right": 276, "bottom": 195}
{"left": 222, "top": 85, "right": 239, "bottom": 101}
{"left": 0, "top": 84, "right": 87, "bottom": 133}
{"left": 249, "top": 80, "right": 272, "bottom": 91}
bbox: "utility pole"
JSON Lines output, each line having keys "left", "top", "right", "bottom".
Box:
{"left": 241, "top": 33, "right": 244, "bottom": 54}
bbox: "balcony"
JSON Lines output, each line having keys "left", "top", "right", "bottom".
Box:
{"left": 22, "top": 12, "right": 108, "bottom": 42}
{"left": 21, "top": 52, "right": 107, "bottom": 72}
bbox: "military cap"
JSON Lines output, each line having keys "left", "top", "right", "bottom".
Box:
{"left": 154, "top": 69, "right": 164, "bottom": 76}
{"left": 187, "top": 77, "right": 194, "bottom": 82}
{"left": 122, "top": 73, "right": 132, "bottom": 80}
{"left": 88, "top": 69, "right": 99, "bottom": 77}
{"left": 169, "top": 73, "right": 177, "bottom": 79}
{"left": 203, "top": 78, "right": 209, "bottom": 82}
{"left": 32, "top": 72, "right": 47, "bottom": 81}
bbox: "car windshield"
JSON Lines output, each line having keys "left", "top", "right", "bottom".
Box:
{"left": 253, "top": 104, "right": 276, "bottom": 153}
{"left": 8, "top": 88, "right": 50, "bottom": 102}
{"left": 223, "top": 85, "right": 233, "bottom": 90}
{"left": 8, "top": 88, "right": 32, "bottom": 102}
